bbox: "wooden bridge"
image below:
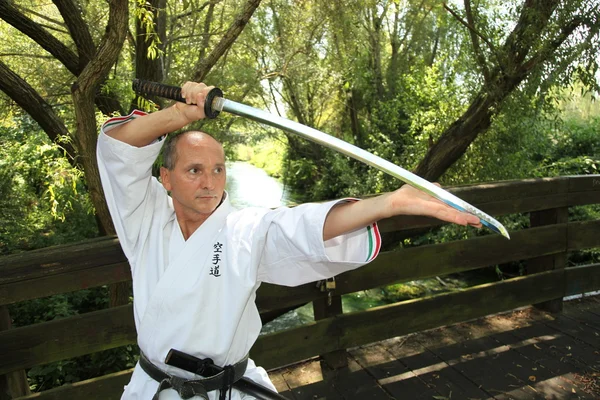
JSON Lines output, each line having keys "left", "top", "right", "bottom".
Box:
{"left": 269, "top": 296, "right": 600, "bottom": 399}
{"left": 1, "top": 175, "right": 600, "bottom": 399}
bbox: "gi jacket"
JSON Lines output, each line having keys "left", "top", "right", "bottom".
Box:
{"left": 97, "top": 111, "right": 381, "bottom": 399}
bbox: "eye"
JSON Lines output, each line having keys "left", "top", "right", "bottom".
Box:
{"left": 214, "top": 167, "right": 224, "bottom": 174}
{"left": 189, "top": 168, "right": 198, "bottom": 174}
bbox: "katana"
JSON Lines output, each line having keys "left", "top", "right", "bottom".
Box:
{"left": 132, "top": 79, "right": 510, "bottom": 239}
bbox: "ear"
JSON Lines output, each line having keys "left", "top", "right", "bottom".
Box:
{"left": 160, "top": 167, "right": 172, "bottom": 191}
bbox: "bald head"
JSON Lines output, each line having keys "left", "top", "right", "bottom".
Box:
{"left": 162, "top": 131, "right": 224, "bottom": 170}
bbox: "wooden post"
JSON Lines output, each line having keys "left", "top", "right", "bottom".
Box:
{"left": 528, "top": 207, "right": 568, "bottom": 313}
{"left": 313, "top": 292, "right": 348, "bottom": 369}
{"left": 0, "top": 306, "right": 31, "bottom": 400}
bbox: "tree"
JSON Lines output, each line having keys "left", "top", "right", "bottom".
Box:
{"left": 415, "top": 0, "right": 600, "bottom": 181}
{"left": 0, "top": 0, "right": 262, "bottom": 306}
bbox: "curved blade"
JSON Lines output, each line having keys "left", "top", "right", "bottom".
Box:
{"left": 214, "top": 97, "right": 509, "bottom": 239}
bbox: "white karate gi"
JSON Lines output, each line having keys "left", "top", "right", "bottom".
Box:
{"left": 96, "top": 111, "right": 381, "bottom": 400}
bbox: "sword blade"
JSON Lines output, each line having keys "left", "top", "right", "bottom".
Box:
{"left": 213, "top": 97, "right": 509, "bottom": 239}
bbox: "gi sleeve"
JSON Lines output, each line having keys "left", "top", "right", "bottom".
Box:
{"left": 256, "top": 199, "right": 381, "bottom": 286}
{"left": 96, "top": 110, "right": 167, "bottom": 261}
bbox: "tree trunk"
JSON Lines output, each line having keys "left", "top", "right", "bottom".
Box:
{"left": 71, "top": 0, "right": 129, "bottom": 307}
{"left": 135, "top": 0, "right": 167, "bottom": 108}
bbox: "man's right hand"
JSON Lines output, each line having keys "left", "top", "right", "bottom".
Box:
{"left": 174, "top": 81, "right": 216, "bottom": 124}
{"left": 104, "top": 81, "right": 215, "bottom": 147}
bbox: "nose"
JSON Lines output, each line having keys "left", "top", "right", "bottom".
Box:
{"left": 200, "top": 173, "right": 215, "bottom": 190}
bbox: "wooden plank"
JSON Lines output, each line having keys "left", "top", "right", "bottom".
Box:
{"left": 451, "top": 178, "right": 567, "bottom": 205}
{"left": 0, "top": 305, "right": 135, "bottom": 374}
{"left": 0, "top": 262, "right": 131, "bottom": 306}
{"left": 568, "top": 220, "right": 600, "bottom": 250}
{"left": 320, "top": 358, "right": 393, "bottom": 400}
{"left": 0, "top": 306, "right": 30, "bottom": 399}
{"left": 337, "top": 224, "right": 566, "bottom": 297}
{"left": 529, "top": 206, "right": 568, "bottom": 312}
{"left": 14, "top": 369, "right": 132, "bottom": 400}
{"left": 568, "top": 191, "right": 600, "bottom": 207}
{"left": 496, "top": 320, "right": 599, "bottom": 398}
{"left": 424, "top": 329, "right": 544, "bottom": 399}
{"left": 368, "top": 178, "right": 567, "bottom": 233}
{"left": 267, "top": 371, "right": 295, "bottom": 399}
{"left": 543, "top": 314, "right": 600, "bottom": 350}
{"left": 256, "top": 283, "right": 319, "bottom": 314}
{"left": 313, "top": 291, "right": 347, "bottom": 369}
{"left": 568, "top": 175, "right": 600, "bottom": 193}
{"left": 350, "top": 344, "right": 437, "bottom": 399}
{"left": 0, "top": 237, "right": 125, "bottom": 283}
{"left": 565, "top": 264, "right": 600, "bottom": 296}
{"left": 251, "top": 270, "right": 565, "bottom": 370}
{"left": 280, "top": 360, "right": 343, "bottom": 400}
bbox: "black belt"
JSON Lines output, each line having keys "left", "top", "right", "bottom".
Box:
{"left": 139, "top": 351, "right": 248, "bottom": 400}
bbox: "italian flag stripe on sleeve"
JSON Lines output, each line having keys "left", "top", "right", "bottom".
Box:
{"left": 365, "top": 222, "right": 381, "bottom": 262}
{"left": 102, "top": 110, "right": 147, "bottom": 130}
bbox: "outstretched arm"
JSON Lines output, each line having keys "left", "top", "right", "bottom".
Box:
{"left": 323, "top": 184, "right": 482, "bottom": 241}
{"left": 105, "top": 82, "right": 214, "bottom": 146}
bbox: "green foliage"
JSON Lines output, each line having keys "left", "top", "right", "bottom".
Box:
{"left": 0, "top": 114, "right": 97, "bottom": 255}
{"left": 27, "top": 345, "right": 139, "bottom": 392}
{"left": 237, "top": 135, "right": 286, "bottom": 178}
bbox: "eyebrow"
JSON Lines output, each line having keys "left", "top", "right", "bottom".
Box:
{"left": 185, "top": 163, "right": 226, "bottom": 169}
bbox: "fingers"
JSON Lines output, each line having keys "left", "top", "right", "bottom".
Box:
{"left": 180, "top": 81, "right": 213, "bottom": 106}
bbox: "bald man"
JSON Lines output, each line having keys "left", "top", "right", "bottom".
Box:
{"left": 96, "top": 82, "right": 480, "bottom": 400}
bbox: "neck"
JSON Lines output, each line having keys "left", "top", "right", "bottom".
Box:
{"left": 172, "top": 194, "right": 226, "bottom": 240}
{"left": 177, "top": 216, "right": 209, "bottom": 241}
{"left": 173, "top": 205, "right": 214, "bottom": 241}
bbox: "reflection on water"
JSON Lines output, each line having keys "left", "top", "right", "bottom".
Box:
{"left": 226, "top": 161, "right": 289, "bottom": 209}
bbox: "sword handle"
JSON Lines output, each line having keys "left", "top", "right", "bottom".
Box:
{"left": 132, "top": 79, "right": 223, "bottom": 119}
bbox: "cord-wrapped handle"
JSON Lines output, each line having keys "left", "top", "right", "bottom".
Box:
{"left": 132, "top": 79, "right": 223, "bottom": 119}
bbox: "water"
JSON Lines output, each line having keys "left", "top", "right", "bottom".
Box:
{"left": 226, "top": 161, "right": 290, "bottom": 209}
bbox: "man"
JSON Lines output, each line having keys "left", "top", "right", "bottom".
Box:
{"left": 97, "top": 82, "right": 481, "bottom": 400}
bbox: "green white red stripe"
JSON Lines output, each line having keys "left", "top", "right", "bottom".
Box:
{"left": 102, "top": 110, "right": 147, "bottom": 130}
{"left": 343, "top": 198, "right": 381, "bottom": 262}
{"left": 366, "top": 223, "right": 381, "bottom": 262}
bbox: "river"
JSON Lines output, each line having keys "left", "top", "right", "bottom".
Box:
{"left": 225, "top": 161, "right": 290, "bottom": 209}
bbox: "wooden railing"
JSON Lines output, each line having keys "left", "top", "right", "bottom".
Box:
{"left": 1, "top": 175, "right": 600, "bottom": 399}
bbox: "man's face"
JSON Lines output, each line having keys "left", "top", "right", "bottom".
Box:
{"left": 160, "top": 132, "right": 226, "bottom": 219}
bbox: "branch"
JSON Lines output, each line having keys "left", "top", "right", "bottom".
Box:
{"left": 73, "top": 0, "right": 128, "bottom": 104}
{"left": 198, "top": 0, "right": 216, "bottom": 61}
{"left": 0, "top": 60, "right": 77, "bottom": 165}
{"left": 52, "top": 0, "right": 96, "bottom": 67}
{"left": 521, "top": 15, "right": 594, "bottom": 76}
{"left": 193, "top": 0, "right": 262, "bottom": 82}
{"left": 463, "top": 0, "right": 490, "bottom": 84}
{"left": 500, "top": 0, "right": 559, "bottom": 72}
{"left": 0, "top": 0, "right": 80, "bottom": 75}
{"left": 443, "top": 2, "right": 497, "bottom": 61}
{"left": 15, "top": 4, "right": 66, "bottom": 28}
{"left": 0, "top": 53, "right": 54, "bottom": 59}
